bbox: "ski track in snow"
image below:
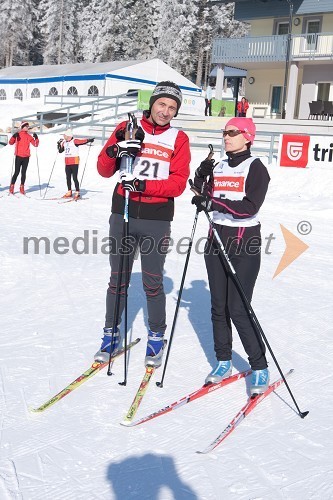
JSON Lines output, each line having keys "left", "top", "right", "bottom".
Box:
{"left": 1, "top": 129, "right": 333, "bottom": 500}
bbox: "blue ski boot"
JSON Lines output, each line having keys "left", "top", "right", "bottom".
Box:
{"left": 145, "top": 330, "right": 165, "bottom": 368}
{"left": 205, "top": 360, "right": 232, "bottom": 385}
{"left": 250, "top": 368, "right": 269, "bottom": 396}
{"left": 94, "top": 327, "right": 120, "bottom": 363}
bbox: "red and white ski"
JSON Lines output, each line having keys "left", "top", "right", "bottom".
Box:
{"left": 197, "top": 369, "right": 294, "bottom": 454}
{"left": 122, "top": 369, "right": 252, "bottom": 427}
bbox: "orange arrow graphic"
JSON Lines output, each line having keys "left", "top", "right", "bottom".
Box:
{"left": 273, "top": 224, "right": 309, "bottom": 279}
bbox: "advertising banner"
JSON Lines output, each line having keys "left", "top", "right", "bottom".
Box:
{"left": 211, "top": 99, "right": 235, "bottom": 117}
{"left": 137, "top": 90, "right": 205, "bottom": 116}
{"left": 278, "top": 134, "right": 333, "bottom": 168}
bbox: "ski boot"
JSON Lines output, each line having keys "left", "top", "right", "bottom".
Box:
{"left": 94, "top": 327, "right": 120, "bottom": 363}
{"left": 74, "top": 190, "right": 80, "bottom": 200}
{"left": 9, "top": 184, "right": 15, "bottom": 194}
{"left": 63, "top": 190, "right": 72, "bottom": 198}
{"left": 250, "top": 368, "right": 269, "bottom": 396}
{"left": 20, "top": 184, "right": 25, "bottom": 195}
{"left": 205, "top": 360, "right": 232, "bottom": 385}
{"left": 145, "top": 330, "right": 165, "bottom": 368}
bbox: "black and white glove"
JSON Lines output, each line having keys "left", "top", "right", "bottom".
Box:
{"left": 87, "top": 138, "right": 94, "bottom": 144}
{"left": 195, "top": 159, "right": 216, "bottom": 178}
{"left": 106, "top": 139, "right": 142, "bottom": 159}
{"left": 33, "top": 133, "right": 38, "bottom": 140}
{"left": 191, "top": 195, "right": 213, "bottom": 212}
{"left": 121, "top": 173, "right": 146, "bottom": 192}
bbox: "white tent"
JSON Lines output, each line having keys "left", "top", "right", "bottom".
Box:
{"left": 0, "top": 59, "right": 201, "bottom": 101}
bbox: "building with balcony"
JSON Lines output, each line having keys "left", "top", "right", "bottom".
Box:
{"left": 212, "top": 0, "right": 333, "bottom": 119}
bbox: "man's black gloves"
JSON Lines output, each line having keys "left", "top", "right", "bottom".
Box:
{"left": 107, "top": 126, "right": 145, "bottom": 159}
{"left": 195, "top": 159, "right": 216, "bottom": 178}
{"left": 106, "top": 139, "right": 142, "bottom": 159}
{"left": 86, "top": 138, "right": 94, "bottom": 143}
{"left": 191, "top": 195, "right": 213, "bottom": 212}
{"left": 33, "top": 133, "right": 38, "bottom": 140}
{"left": 121, "top": 173, "right": 146, "bottom": 192}
{"left": 12, "top": 132, "right": 20, "bottom": 140}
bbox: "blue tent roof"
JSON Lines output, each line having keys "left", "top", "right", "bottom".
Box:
{"left": 210, "top": 65, "right": 247, "bottom": 78}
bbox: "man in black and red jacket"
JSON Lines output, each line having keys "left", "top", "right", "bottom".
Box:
{"left": 95, "top": 81, "right": 191, "bottom": 368}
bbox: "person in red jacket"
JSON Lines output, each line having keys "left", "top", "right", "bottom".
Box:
{"left": 57, "top": 129, "right": 94, "bottom": 199}
{"left": 237, "top": 97, "right": 249, "bottom": 117}
{"left": 94, "top": 81, "right": 191, "bottom": 368}
{"left": 9, "top": 121, "right": 39, "bottom": 195}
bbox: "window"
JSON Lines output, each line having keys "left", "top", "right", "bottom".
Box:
{"left": 271, "top": 86, "right": 282, "bottom": 114}
{"left": 0, "top": 89, "right": 6, "bottom": 100}
{"left": 277, "top": 22, "right": 289, "bottom": 35}
{"left": 49, "top": 87, "right": 58, "bottom": 96}
{"left": 306, "top": 19, "right": 320, "bottom": 51}
{"left": 88, "top": 85, "right": 99, "bottom": 96}
{"left": 14, "top": 89, "right": 23, "bottom": 101}
{"left": 67, "top": 86, "right": 78, "bottom": 95}
{"left": 31, "top": 88, "right": 40, "bottom": 98}
{"left": 317, "top": 83, "right": 330, "bottom": 102}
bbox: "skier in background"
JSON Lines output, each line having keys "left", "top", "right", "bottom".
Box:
{"left": 9, "top": 121, "right": 39, "bottom": 195}
{"left": 57, "top": 129, "right": 94, "bottom": 200}
{"left": 191, "top": 117, "right": 270, "bottom": 395}
{"left": 94, "top": 81, "right": 190, "bottom": 369}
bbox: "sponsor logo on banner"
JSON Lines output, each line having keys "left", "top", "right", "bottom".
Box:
{"left": 279, "top": 134, "right": 333, "bottom": 168}
{"left": 140, "top": 143, "right": 172, "bottom": 160}
{"left": 279, "top": 135, "right": 310, "bottom": 167}
{"left": 214, "top": 176, "right": 244, "bottom": 192}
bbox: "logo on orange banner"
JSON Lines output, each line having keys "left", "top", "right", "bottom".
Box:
{"left": 214, "top": 176, "right": 245, "bottom": 192}
{"left": 140, "top": 143, "right": 172, "bottom": 160}
{"left": 279, "top": 135, "right": 310, "bottom": 168}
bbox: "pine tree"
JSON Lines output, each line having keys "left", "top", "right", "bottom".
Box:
{"left": 0, "top": 0, "right": 33, "bottom": 67}
{"left": 40, "top": 0, "right": 82, "bottom": 65}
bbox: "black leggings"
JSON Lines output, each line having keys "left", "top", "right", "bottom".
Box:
{"left": 65, "top": 164, "right": 79, "bottom": 191}
{"left": 204, "top": 225, "right": 267, "bottom": 370}
{"left": 105, "top": 213, "right": 170, "bottom": 333}
{"left": 11, "top": 156, "right": 29, "bottom": 185}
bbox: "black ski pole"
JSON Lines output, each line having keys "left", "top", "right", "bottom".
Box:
{"left": 43, "top": 151, "right": 59, "bottom": 199}
{"left": 156, "top": 145, "right": 215, "bottom": 388}
{"left": 79, "top": 143, "right": 92, "bottom": 191}
{"left": 107, "top": 113, "right": 136, "bottom": 384}
{"left": 35, "top": 148, "right": 41, "bottom": 197}
{"left": 189, "top": 179, "right": 309, "bottom": 419}
{"left": 156, "top": 209, "right": 199, "bottom": 388}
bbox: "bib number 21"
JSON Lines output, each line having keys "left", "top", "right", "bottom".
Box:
{"left": 139, "top": 160, "right": 159, "bottom": 179}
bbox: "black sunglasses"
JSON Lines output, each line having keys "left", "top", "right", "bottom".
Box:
{"left": 222, "top": 129, "right": 245, "bottom": 137}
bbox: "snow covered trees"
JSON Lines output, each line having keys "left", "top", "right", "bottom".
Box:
{"left": 0, "top": 0, "right": 248, "bottom": 84}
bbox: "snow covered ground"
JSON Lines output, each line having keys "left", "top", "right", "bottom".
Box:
{"left": 0, "top": 106, "right": 332, "bottom": 499}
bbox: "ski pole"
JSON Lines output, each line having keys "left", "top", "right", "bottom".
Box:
{"left": 156, "top": 145, "right": 215, "bottom": 388}
{"left": 107, "top": 113, "right": 137, "bottom": 385}
{"left": 189, "top": 179, "right": 309, "bottom": 419}
{"left": 10, "top": 153, "right": 15, "bottom": 184}
{"left": 35, "top": 147, "right": 41, "bottom": 197}
{"left": 79, "top": 143, "right": 92, "bottom": 191}
{"left": 43, "top": 150, "right": 59, "bottom": 199}
{"left": 156, "top": 209, "right": 200, "bottom": 388}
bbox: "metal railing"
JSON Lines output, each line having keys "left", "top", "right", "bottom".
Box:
{"left": 212, "top": 32, "right": 333, "bottom": 64}
{"left": 12, "top": 93, "right": 139, "bottom": 133}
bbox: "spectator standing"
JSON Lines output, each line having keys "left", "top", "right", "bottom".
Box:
{"left": 237, "top": 97, "right": 249, "bottom": 117}
{"left": 205, "top": 84, "right": 213, "bottom": 117}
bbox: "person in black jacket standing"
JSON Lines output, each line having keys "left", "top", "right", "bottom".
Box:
{"left": 191, "top": 117, "right": 270, "bottom": 395}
